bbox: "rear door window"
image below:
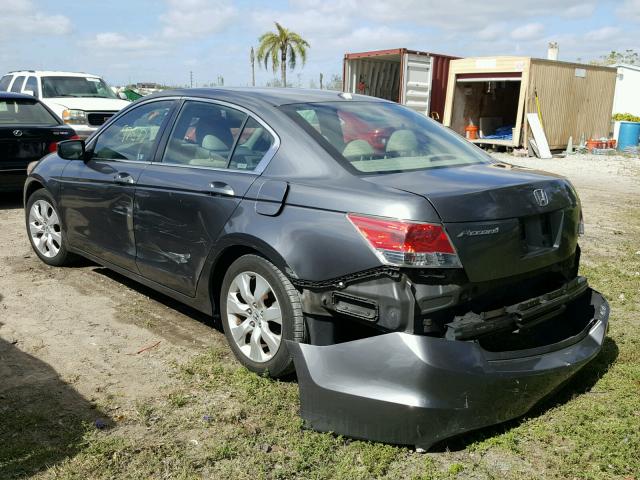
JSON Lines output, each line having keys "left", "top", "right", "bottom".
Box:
{"left": 91, "top": 101, "right": 174, "bottom": 162}
{"left": 10, "top": 76, "right": 25, "bottom": 93}
{"left": 228, "top": 117, "right": 276, "bottom": 170}
{"left": 24, "top": 76, "right": 40, "bottom": 97}
{"left": 0, "top": 75, "right": 12, "bottom": 91}
{"left": 162, "top": 101, "right": 246, "bottom": 168}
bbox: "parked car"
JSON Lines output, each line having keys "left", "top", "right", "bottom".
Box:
{"left": 0, "top": 92, "right": 77, "bottom": 191}
{"left": 23, "top": 88, "right": 608, "bottom": 450}
{"left": 0, "top": 70, "right": 129, "bottom": 139}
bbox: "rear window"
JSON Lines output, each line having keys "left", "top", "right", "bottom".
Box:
{"left": 0, "top": 100, "right": 59, "bottom": 125}
{"left": 280, "top": 101, "right": 490, "bottom": 175}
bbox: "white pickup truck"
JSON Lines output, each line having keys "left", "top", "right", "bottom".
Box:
{"left": 0, "top": 70, "right": 130, "bottom": 138}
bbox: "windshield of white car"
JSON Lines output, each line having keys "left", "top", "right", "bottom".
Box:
{"left": 41, "top": 76, "right": 118, "bottom": 99}
{"left": 281, "top": 101, "right": 491, "bottom": 175}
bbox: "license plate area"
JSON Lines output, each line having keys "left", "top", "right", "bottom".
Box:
{"left": 520, "top": 210, "right": 564, "bottom": 255}
{"left": 0, "top": 140, "right": 45, "bottom": 160}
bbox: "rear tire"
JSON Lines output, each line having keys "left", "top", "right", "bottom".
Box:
{"left": 25, "top": 189, "right": 75, "bottom": 267}
{"left": 220, "top": 254, "right": 304, "bottom": 378}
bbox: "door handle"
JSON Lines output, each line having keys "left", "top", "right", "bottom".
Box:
{"left": 113, "top": 172, "right": 135, "bottom": 184}
{"left": 209, "top": 181, "right": 234, "bottom": 196}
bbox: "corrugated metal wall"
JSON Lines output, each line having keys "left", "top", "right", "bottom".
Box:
{"left": 528, "top": 60, "right": 617, "bottom": 149}
{"left": 429, "top": 55, "right": 452, "bottom": 123}
{"left": 344, "top": 57, "right": 402, "bottom": 102}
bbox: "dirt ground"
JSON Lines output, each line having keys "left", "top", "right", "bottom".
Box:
{"left": 1, "top": 152, "right": 639, "bottom": 479}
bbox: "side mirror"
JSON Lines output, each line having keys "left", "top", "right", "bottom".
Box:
{"left": 118, "top": 91, "right": 128, "bottom": 100}
{"left": 57, "top": 139, "right": 86, "bottom": 160}
{"left": 23, "top": 90, "right": 35, "bottom": 97}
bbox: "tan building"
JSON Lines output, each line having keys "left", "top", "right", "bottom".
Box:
{"left": 443, "top": 56, "right": 617, "bottom": 150}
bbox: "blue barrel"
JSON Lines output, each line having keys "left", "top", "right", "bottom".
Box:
{"left": 618, "top": 121, "right": 640, "bottom": 151}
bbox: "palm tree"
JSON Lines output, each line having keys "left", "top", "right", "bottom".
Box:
{"left": 257, "top": 22, "right": 309, "bottom": 88}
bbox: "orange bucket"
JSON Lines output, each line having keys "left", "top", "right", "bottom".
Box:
{"left": 465, "top": 125, "right": 479, "bottom": 140}
{"left": 586, "top": 139, "right": 598, "bottom": 151}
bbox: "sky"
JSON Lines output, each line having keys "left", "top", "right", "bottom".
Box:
{"left": 0, "top": 0, "right": 638, "bottom": 88}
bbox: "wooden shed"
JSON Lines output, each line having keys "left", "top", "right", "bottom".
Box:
{"left": 443, "top": 57, "right": 617, "bottom": 149}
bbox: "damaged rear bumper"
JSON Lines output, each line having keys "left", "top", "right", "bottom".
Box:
{"left": 288, "top": 288, "right": 609, "bottom": 449}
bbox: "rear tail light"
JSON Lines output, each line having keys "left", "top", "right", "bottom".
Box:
{"left": 347, "top": 213, "right": 462, "bottom": 268}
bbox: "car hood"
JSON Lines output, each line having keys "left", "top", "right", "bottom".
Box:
{"left": 43, "top": 97, "right": 130, "bottom": 112}
{"left": 362, "top": 162, "right": 577, "bottom": 222}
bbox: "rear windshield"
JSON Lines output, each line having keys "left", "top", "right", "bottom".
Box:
{"left": 41, "top": 76, "right": 117, "bottom": 99}
{"left": 280, "top": 101, "right": 490, "bottom": 174}
{"left": 0, "top": 99, "right": 59, "bottom": 125}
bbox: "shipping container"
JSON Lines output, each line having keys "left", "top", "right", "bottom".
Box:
{"left": 443, "top": 56, "right": 617, "bottom": 149}
{"left": 343, "top": 48, "right": 459, "bottom": 122}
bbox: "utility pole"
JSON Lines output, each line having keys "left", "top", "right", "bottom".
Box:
{"left": 250, "top": 47, "right": 255, "bottom": 87}
{"left": 319, "top": 73, "right": 323, "bottom": 90}
{"left": 190, "top": 71, "right": 193, "bottom": 88}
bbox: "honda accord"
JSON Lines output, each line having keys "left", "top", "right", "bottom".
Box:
{"left": 23, "top": 88, "right": 608, "bottom": 449}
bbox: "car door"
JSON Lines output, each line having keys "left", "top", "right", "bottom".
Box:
{"left": 60, "top": 99, "right": 176, "bottom": 272}
{"left": 134, "top": 99, "right": 278, "bottom": 295}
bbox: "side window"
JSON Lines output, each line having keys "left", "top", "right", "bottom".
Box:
{"left": 0, "top": 75, "right": 12, "bottom": 91}
{"left": 296, "top": 109, "right": 320, "bottom": 132}
{"left": 162, "top": 101, "right": 246, "bottom": 168}
{"left": 92, "top": 100, "right": 173, "bottom": 162}
{"left": 10, "top": 76, "right": 25, "bottom": 93}
{"left": 228, "top": 117, "right": 276, "bottom": 170}
{"left": 24, "top": 76, "right": 40, "bottom": 97}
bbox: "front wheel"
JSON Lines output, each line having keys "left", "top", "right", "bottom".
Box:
{"left": 220, "top": 254, "right": 304, "bottom": 377}
{"left": 25, "top": 189, "right": 75, "bottom": 266}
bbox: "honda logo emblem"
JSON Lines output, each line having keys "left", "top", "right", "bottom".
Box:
{"left": 13, "top": 129, "right": 23, "bottom": 137}
{"left": 533, "top": 189, "right": 549, "bottom": 207}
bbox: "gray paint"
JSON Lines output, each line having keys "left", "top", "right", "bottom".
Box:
{"left": 23, "top": 87, "right": 608, "bottom": 449}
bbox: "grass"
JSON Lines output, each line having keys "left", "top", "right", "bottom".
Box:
{"left": 2, "top": 215, "right": 639, "bottom": 479}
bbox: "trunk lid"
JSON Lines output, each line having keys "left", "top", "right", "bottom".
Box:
{"left": 364, "top": 163, "right": 581, "bottom": 282}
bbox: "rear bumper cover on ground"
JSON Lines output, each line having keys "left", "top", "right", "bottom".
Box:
{"left": 288, "top": 288, "right": 609, "bottom": 449}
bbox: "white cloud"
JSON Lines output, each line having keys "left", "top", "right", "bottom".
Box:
{"left": 477, "top": 23, "right": 506, "bottom": 41}
{"left": 90, "top": 32, "right": 155, "bottom": 51}
{"left": 616, "top": 0, "right": 640, "bottom": 22}
{"left": 0, "top": 0, "right": 71, "bottom": 37}
{"left": 511, "top": 23, "right": 544, "bottom": 41}
{"left": 563, "top": 2, "right": 596, "bottom": 18}
{"left": 160, "top": 0, "right": 236, "bottom": 39}
{"left": 585, "top": 26, "right": 621, "bottom": 42}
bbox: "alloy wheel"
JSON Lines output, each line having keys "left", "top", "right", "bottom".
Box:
{"left": 226, "top": 271, "right": 283, "bottom": 363}
{"left": 28, "top": 200, "right": 62, "bottom": 258}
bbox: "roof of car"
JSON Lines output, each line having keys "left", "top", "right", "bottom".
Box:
{"left": 149, "top": 87, "right": 386, "bottom": 107}
{"left": 0, "top": 91, "right": 40, "bottom": 100}
{"left": 6, "top": 70, "right": 102, "bottom": 78}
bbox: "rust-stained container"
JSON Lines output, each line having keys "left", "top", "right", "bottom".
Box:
{"left": 343, "top": 48, "right": 459, "bottom": 122}
{"left": 443, "top": 56, "right": 617, "bottom": 149}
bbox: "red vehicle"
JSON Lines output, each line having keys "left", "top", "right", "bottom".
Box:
{"left": 339, "top": 110, "right": 394, "bottom": 152}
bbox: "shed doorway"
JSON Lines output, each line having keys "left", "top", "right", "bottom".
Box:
{"left": 450, "top": 74, "right": 522, "bottom": 145}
